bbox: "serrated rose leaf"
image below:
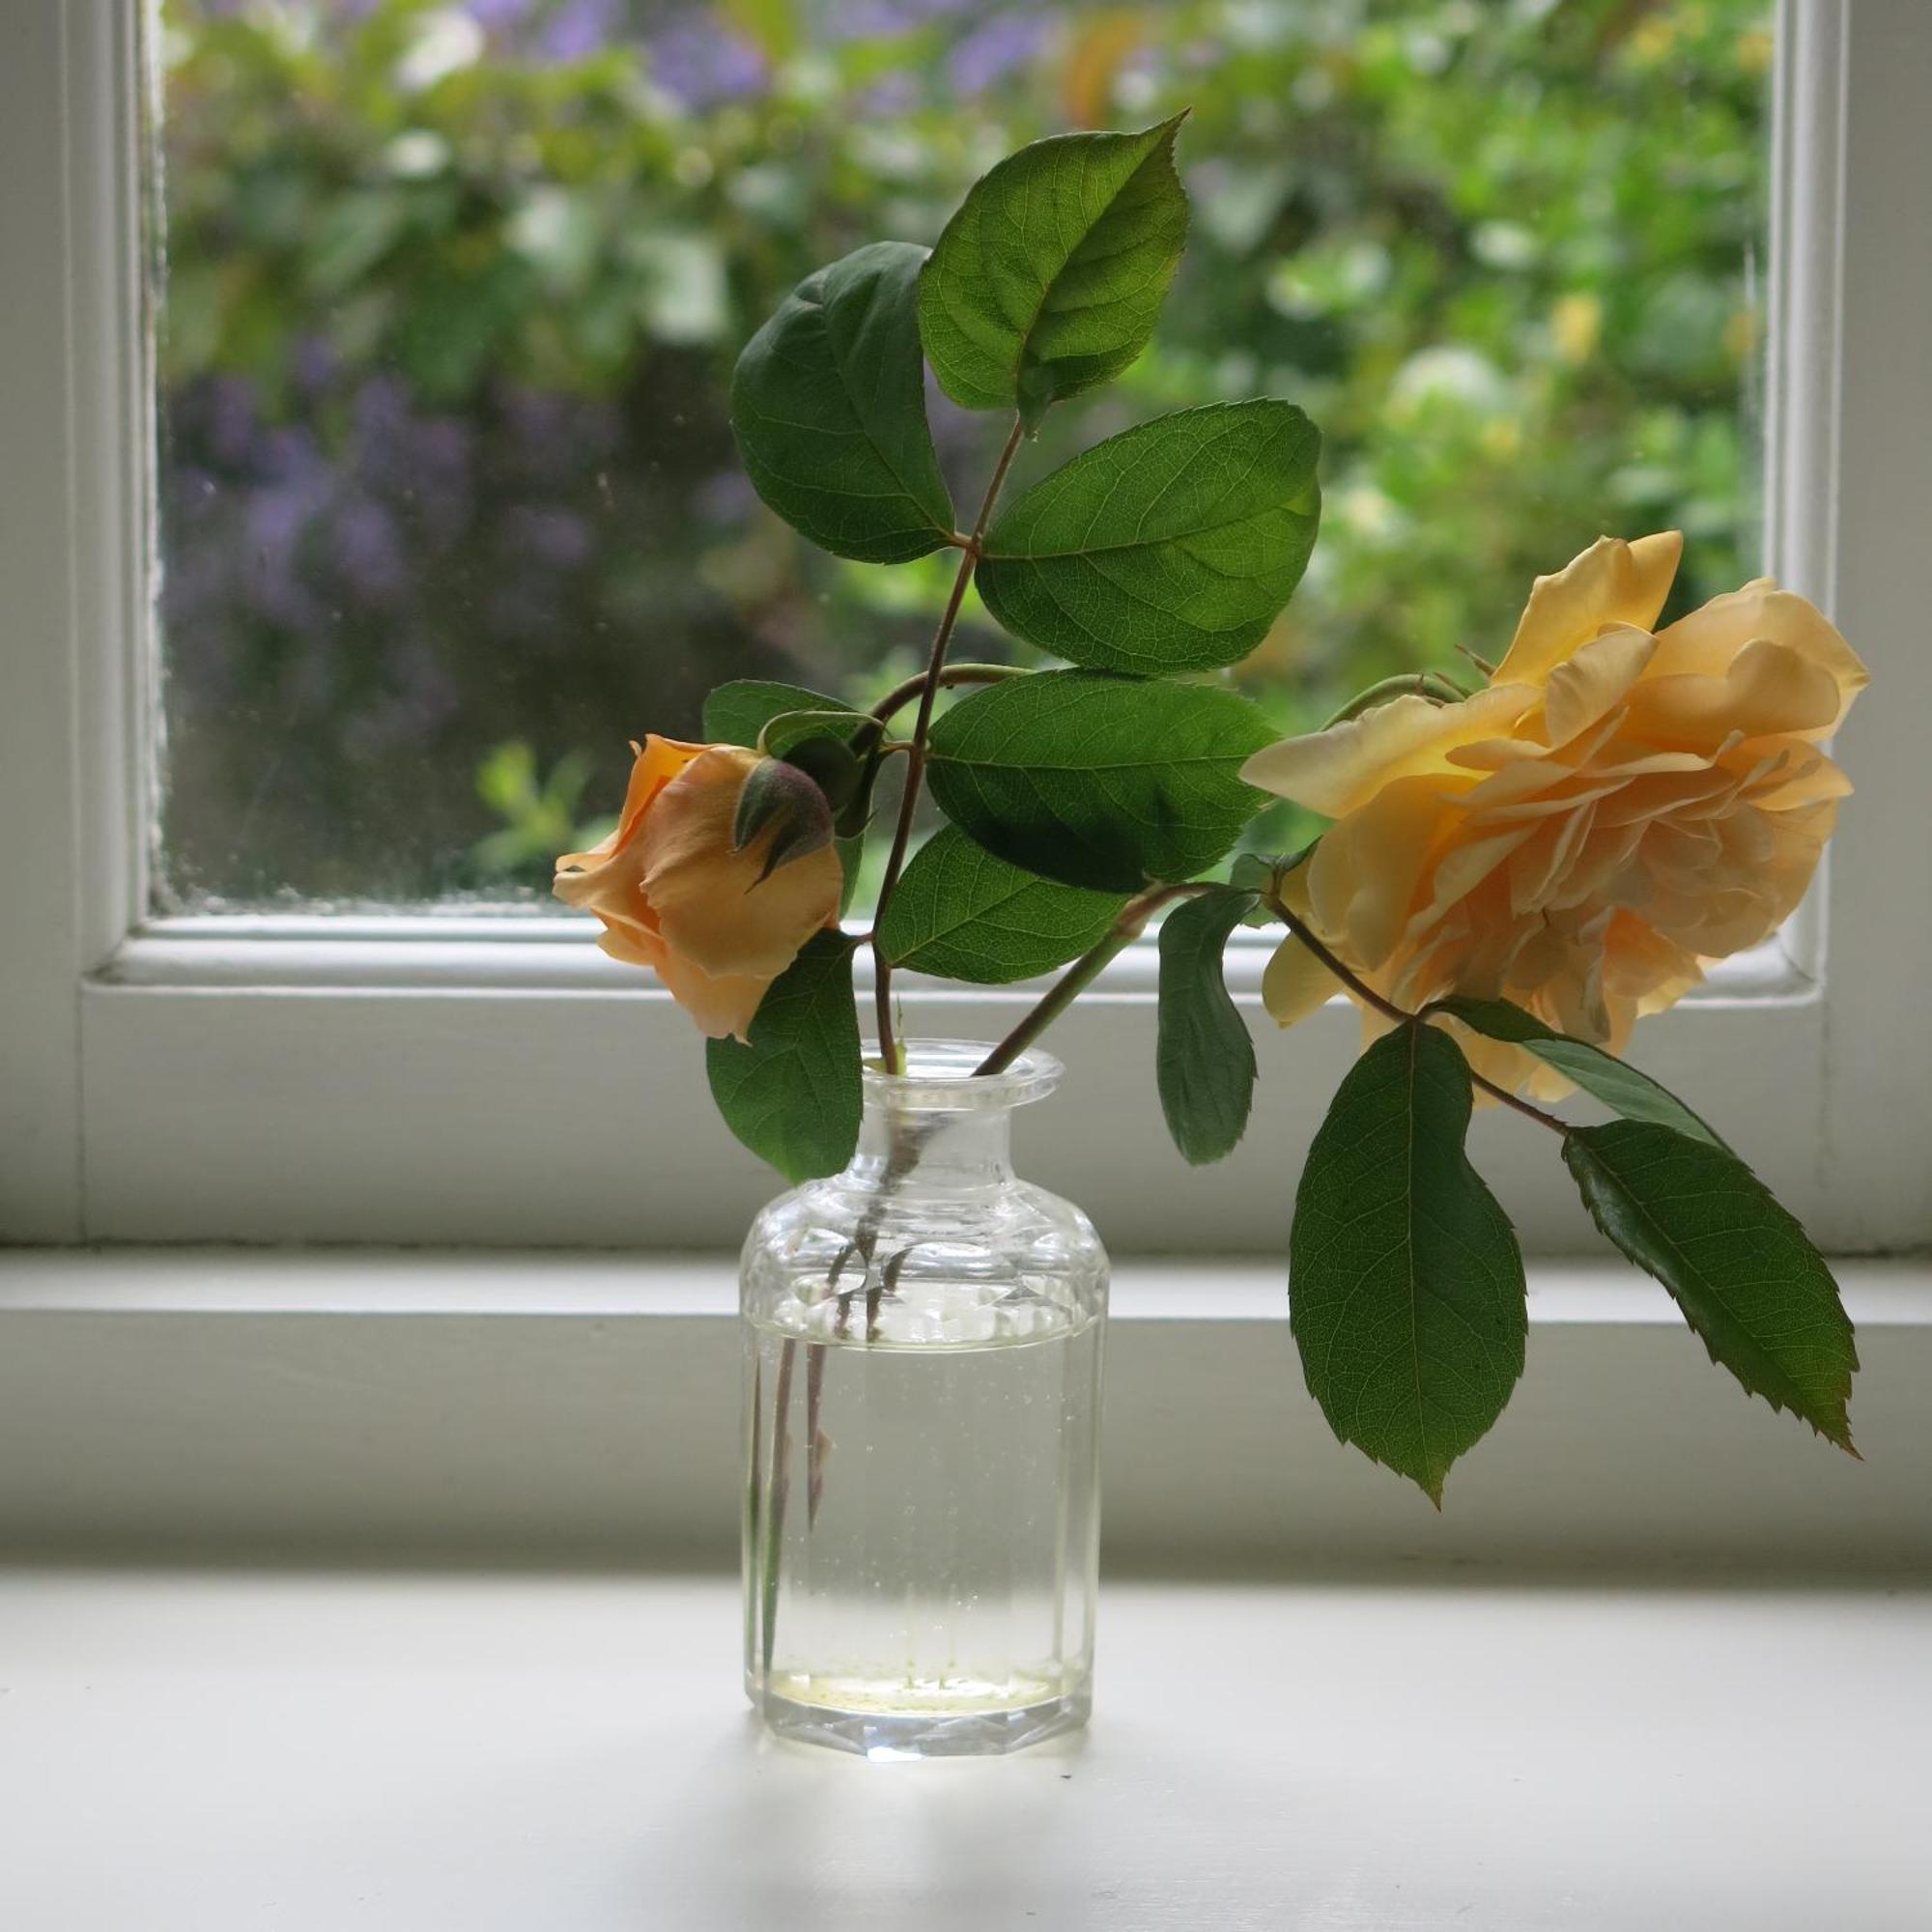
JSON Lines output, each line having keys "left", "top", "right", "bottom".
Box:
{"left": 731, "top": 242, "right": 954, "bottom": 563}
{"left": 1435, "top": 997, "right": 1727, "bottom": 1149}
{"left": 978, "top": 402, "right": 1321, "bottom": 672}
{"left": 876, "top": 826, "right": 1125, "bottom": 984}
{"left": 1563, "top": 1121, "right": 1858, "bottom": 1451}
{"left": 1156, "top": 887, "right": 1260, "bottom": 1165}
{"left": 924, "top": 669, "right": 1275, "bottom": 893}
{"left": 918, "top": 117, "right": 1188, "bottom": 423}
{"left": 1291, "top": 1023, "right": 1527, "bottom": 1503}
{"left": 706, "top": 932, "right": 863, "bottom": 1182}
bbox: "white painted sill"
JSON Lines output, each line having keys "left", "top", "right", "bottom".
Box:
{"left": 2, "top": 1249, "right": 1927, "bottom": 1577}
{"left": 2, "top": 1568, "right": 1927, "bottom": 1929}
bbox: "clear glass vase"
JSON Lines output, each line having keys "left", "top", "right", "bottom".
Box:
{"left": 740, "top": 1040, "right": 1108, "bottom": 1758}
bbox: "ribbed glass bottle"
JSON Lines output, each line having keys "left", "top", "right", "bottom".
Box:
{"left": 739, "top": 1042, "right": 1108, "bottom": 1757}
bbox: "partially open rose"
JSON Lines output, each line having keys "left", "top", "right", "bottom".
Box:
{"left": 554, "top": 735, "right": 842, "bottom": 1041}
{"left": 1242, "top": 532, "right": 1867, "bottom": 1097}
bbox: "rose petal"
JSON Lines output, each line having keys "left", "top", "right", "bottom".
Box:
{"left": 1492, "top": 531, "right": 1682, "bottom": 687}
{"left": 1261, "top": 931, "right": 1341, "bottom": 1029}
{"left": 1538, "top": 624, "right": 1659, "bottom": 747}
{"left": 1746, "top": 749, "right": 1853, "bottom": 812}
{"left": 553, "top": 734, "right": 705, "bottom": 923}
{"left": 1508, "top": 800, "right": 1598, "bottom": 915}
{"left": 1306, "top": 776, "right": 1458, "bottom": 966}
{"left": 586, "top": 916, "right": 670, "bottom": 973}
{"left": 1621, "top": 638, "right": 1847, "bottom": 749}
{"left": 1402, "top": 822, "right": 1537, "bottom": 945}
{"left": 1239, "top": 684, "right": 1536, "bottom": 819}
{"left": 651, "top": 948, "right": 776, "bottom": 1042}
{"left": 640, "top": 747, "right": 843, "bottom": 980}
{"left": 1649, "top": 582, "right": 1868, "bottom": 732}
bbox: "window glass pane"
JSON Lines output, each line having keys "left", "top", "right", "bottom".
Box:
{"left": 153, "top": 0, "right": 1774, "bottom": 908}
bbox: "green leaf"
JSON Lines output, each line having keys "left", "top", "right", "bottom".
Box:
{"left": 773, "top": 733, "right": 864, "bottom": 812}
{"left": 977, "top": 402, "right": 1321, "bottom": 673}
{"left": 758, "top": 708, "right": 875, "bottom": 759}
{"left": 835, "top": 833, "right": 865, "bottom": 918}
{"left": 1435, "top": 997, "right": 1728, "bottom": 1149}
{"left": 730, "top": 241, "right": 955, "bottom": 563}
{"left": 706, "top": 932, "right": 864, "bottom": 1184}
{"left": 876, "top": 826, "right": 1126, "bottom": 984}
{"left": 1227, "top": 852, "right": 1277, "bottom": 895}
{"left": 1156, "top": 888, "right": 1260, "bottom": 1165}
{"left": 918, "top": 117, "right": 1189, "bottom": 424}
{"left": 1291, "top": 1023, "right": 1527, "bottom": 1503}
{"left": 1562, "top": 1122, "right": 1858, "bottom": 1452}
{"left": 708, "top": 696, "right": 884, "bottom": 837}
{"left": 730, "top": 757, "right": 835, "bottom": 883}
{"left": 925, "top": 669, "right": 1274, "bottom": 893}
{"left": 702, "top": 680, "right": 858, "bottom": 748}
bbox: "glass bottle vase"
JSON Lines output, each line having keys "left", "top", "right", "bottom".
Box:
{"left": 740, "top": 1041, "right": 1108, "bottom": 1757}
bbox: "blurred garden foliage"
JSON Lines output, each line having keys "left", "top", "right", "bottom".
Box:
{"left": 156, "top": 0, "right": 1772, "bottom": 903}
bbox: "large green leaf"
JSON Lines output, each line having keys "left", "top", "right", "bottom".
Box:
{"left": 701, "top": 680, "right": 859, "bottom": 748}
{"left": 925, "top": 670, "right": 1274, "bottom": 893}
{"left": 706, "top": 932, "right": 864, "bottom": 1183}
{"left": 918, "top": 118, "right": 1188, "bottom": 424}
{"left": 1155, "top": 887, "right": 1260, "bottom": 1165}
{"left": 1435, "top": 997, "right": 1727, "bottom": 1149}
{"left": 978, "top": 402, "right": 1321, "bottom": 673}
{"left": 875, "top": 826, "right": 1125, "bottom": 984}
{"left": 1563, "top": 1121, "right": 1858, "bottom": 1451}
{"left": 1291, "top": 1023, "right": 1527, "bottom": 1503}
{"left": 730, "top": 242, "right": 954, "bottom": 563}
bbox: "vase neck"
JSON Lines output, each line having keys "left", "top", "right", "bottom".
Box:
{"left": 849, "top": 1099, "right": 1018, "bottom": 1194}
{"left": 842, "top": 1040, "right": 1064, "bottom": 1198}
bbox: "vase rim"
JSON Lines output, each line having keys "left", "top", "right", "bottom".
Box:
{"left": 860, "top": 1038, "right": 1062, "bottom": 1112}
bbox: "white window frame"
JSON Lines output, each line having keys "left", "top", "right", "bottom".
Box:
{"left": 2, "top": 0, "right": 1925, "bottom": 1253}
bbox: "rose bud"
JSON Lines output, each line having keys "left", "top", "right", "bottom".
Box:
{"left": 554, "top": 735, "right": 843, "bottom": 1041}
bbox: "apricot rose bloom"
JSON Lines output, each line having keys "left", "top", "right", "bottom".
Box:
{"left": 553, "top": 735, "right": 842, "bottom": 1041}
{"left": 1241, "top": 533, "right": 1867, "bottom": 1097}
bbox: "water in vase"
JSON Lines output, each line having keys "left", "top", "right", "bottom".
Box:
{"left": 744, "top": 1281, "right": 1102, "bottom": 1756}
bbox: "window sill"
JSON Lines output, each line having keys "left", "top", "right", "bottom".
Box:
{"left": 1, "top": 1249, "right": 1926, "bottom": 1576}
{"left": 1, "top": 1567, "right": 1926, "bottom": 1926}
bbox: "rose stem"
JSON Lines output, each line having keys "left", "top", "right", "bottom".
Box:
{"left": 974, "top": 882, "right": 1217, "bottom": 1076}
{"left": 867, "top": 662, "right": 1022, "bottom": 728}
{"left": 805, "top": 1337, "right": 828, "bottom": 1527}
{"left": 1264, "top": 895, "right": 1571, "bottom": 1137}
{"left": 870, "top": 413, "right": 1028, "bottom": 1075}
{"left": 1321, "top": 669, "right": 1465, "bottom": 728}
{"left": 760, "top": 1336, "right": 796, "bottom": 1684}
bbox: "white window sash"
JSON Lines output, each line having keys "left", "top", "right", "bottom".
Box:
{"left": 3, "top": 0, "right": 1925, "bottom": 1252}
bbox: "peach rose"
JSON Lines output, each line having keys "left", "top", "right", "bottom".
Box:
{"left": 554, "top": 735, "right": 842, "bottom": 1041}
{"left": 1241, "top": 533, "right": 1867, "bottom": 1097}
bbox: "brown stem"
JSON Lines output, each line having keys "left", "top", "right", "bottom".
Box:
{"left": 870, "top": 414, "right": 1028, "bottom": 1073}
{"left": 1264, "top": 892, "right": 1570, "bottom": 1137}
{"left": 868, "top": 662, "right": 1021, "bottom": 729}
{"left": 974, "top": 882, "right": 1216, "bottom": 1077}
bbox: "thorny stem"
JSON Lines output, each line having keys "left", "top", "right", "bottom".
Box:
{"left": 974, "top": 882, "right": 1217, "bottom": 1077}
{"left": 870, "top": 414, "right": 1029, "bottom": 1075}
{"left": 1263, "top": 887, "right": 1571, "bottom": 1137}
